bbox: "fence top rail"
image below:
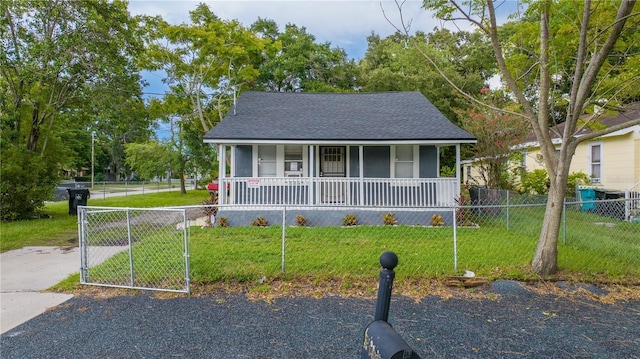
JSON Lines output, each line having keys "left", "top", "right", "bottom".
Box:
{"left": 81, "top": 206, "right": 188, "bottom": 213}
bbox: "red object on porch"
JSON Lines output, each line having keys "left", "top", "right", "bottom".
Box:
{"left": 206, "top": 182, "right": 219, "bottom": 192}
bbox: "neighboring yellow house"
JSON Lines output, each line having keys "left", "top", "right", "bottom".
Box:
{"left": 462, "top": 104, "right": 640, "bottom": 193}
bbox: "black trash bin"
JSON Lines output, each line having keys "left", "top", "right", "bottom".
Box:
{"left": 67, "top": 188, "right": 90, "bottom": 215}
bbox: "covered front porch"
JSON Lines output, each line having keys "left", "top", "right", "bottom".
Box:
{"left": 215, "top": 144, "right": 462, "bottom": 207}
{"left": 218, "top": 177, "right": 459, "bottom": 207}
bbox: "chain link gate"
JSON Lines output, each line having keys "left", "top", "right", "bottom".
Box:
{"left": 78, "top": 206, "right": 190, "bottom": 293}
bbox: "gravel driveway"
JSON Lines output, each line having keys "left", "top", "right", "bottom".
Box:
{"left": 1, "top": 281, "right": 639, "bottom": 358}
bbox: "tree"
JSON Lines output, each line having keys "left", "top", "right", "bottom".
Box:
{"left": 457, "top": 89, "right": 529, "bottom": 189}
{"left": 1, "top": 0, "right": 147, "bottom": 220}
{"left": 359, "top": 29, "right": 495, "bottom": 123}
{"left": 143, "top": 4, "right": 272, "bottom": 133}
{"left": 124, "top": 141, "right": 174, "bottom": 182}
{"left": 418, "top": 0, "right": 640, "bottom": 276}
{"left": 250, "top": 19, "right": 360, "bottom": 92}
{"left": 359, "top": 29, "right": 496, "bottom": 171}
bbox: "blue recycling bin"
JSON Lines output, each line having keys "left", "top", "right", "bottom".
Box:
{"left": 578, "top": 188, "right": 596, "bottom": 211}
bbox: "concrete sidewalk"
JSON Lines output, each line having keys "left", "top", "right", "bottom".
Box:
{"left": 0, "top": 247, "right": 78, "bottom": 334}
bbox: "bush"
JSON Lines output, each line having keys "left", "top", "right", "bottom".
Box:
{"left": 382, "top": 212, "right": 397, "bottom": 226}
{"left": 519, "top": 169, "right": 550, "bottom": 195}
{"left": 295, "top": 215, "right": 307, "bottom": 227}
{"left": 1, "top": 147, "right": 59, "bottom": 221}
{"left": 250, "top": 216, "right": 268, "bottom": 227}
{"left": 567, "top": 171, "right": 590, "bottom": 196}
{"left": 217, "top": 217, "right": 228, "bottom": 227}
{"left": 431, "top": 214, "right": 444, "bottom": 226}
{"left": 342, "top": 213, "right": 357, "bottom": 226}
{"left": 519, "top": 169, "right": 591, "bottom": 196}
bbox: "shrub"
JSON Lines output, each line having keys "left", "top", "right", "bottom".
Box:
{"left": 295, "top": 215, "right": 307, "bottom": 227}
{"left": 250, "top": 216, "right": 268, "bottom": 227}
{"left": 431, "top": 214, "right": 444, "bottom": 226}
{"left": 382, "top": 212, "right": 397, "bottom": 226}
{"left": 1, "top": 147, "right": 59, "bottom": 221}
{"left": 217, "top": 217, "right": 228, "bottom": 227}
{"left": 567, "top": 171, "right": 591, "bottom": 196}
{"left": 455, "top": 191, "right": 476, "bottom": 227}
{"left": 519, "top": 169, "right": 550, "bottom": 195}
{"left": 342, "top": 213, "right": 357, "bottom": 226}
{"left": 201, "top": 193, "right": 218, "bottom": 228}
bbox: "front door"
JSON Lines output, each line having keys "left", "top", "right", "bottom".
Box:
{"left": 320, "top": 146, "right": 346, "bottom": 203}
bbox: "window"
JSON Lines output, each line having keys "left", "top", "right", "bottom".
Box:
{"left": 589, "top": 143, "right": 602, "bottom": 183}
{"left": 394, "top": 145, "right": 414, "bottom": 178}
{"left": 284, "top": 145, "right": 303, "bottom": 176}
{"left": 258, "top": 145, "right": 276, "bottom": 177}
{"left": 254, "top": 145, "right": 307, "bottom": 177}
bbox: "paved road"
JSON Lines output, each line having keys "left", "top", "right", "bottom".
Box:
{"left": 1, "top": 282, "right": 639, "bottom": 358}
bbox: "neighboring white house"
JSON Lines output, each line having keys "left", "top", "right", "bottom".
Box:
{"left": 462, "top": 104, "right": 640, "bottom": 193}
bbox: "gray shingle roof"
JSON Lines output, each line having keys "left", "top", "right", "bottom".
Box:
{"left": 203, "top": 91, "right": 476, "bottom": 143}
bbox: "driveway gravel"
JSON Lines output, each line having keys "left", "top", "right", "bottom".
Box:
{"left": 1, "top": 281, "right": 639, "bottom": 358}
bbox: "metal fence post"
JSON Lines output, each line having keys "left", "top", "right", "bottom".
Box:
{"left": 562, "top": 198, "right": 567, "bottom": 245}
{"left": 182, "top": 209, "right": 190, "bottom": 293}
{"left": 127, "top": 209, "right": 134, "bottom": 287}
{"left": 79, "top": 207, "right": 88, "bottom": 283}
{"left": 506, "top": 190, "right": 510, "bottom": 231}
{"left": 281, "top": 207, "right": 286, "bottom": 273}
{"left": 452, "top": 207, "right": 458, "bottom": 272}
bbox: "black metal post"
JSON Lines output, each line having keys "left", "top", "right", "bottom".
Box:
{"left": 374, "top": 251, "right": 398, "bottom": 322}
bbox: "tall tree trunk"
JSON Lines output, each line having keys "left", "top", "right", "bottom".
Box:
{"left": 26, "top": 108, "right": 41, "bottom": 152}
{"left": 531, "top": 171, "right": 568, "bottom": 276}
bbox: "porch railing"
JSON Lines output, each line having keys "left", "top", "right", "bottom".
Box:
{"left": 625, "top": 181, "right": 640, "bottom": 220}
{"left": 219, "top": 177, "right": 459, "bottom": 207}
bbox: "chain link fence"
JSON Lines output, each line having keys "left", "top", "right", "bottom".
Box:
{"left": 78, "top": 193, "right": 640, "bottom": 291}
{"left": 79, "top": 206, "right": 190, "bottom": 293}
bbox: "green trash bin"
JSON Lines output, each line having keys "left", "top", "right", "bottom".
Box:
{"left": 578, "top": 188, "right": 596, "bottom": 211}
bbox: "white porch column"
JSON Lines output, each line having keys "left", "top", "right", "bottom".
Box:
{"left": 456, "top": 144, "right": 461, "bottom": 199}
{"left": 359, "top": 145, "right": 364, "bottom": 206}
{"left": 308, "top": 145, "right": 315, "bottom": 205}
{"left": 218, "top": 145, "right": 226, "bottom": 204}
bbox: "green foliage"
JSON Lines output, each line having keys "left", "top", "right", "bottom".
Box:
{"left": 144, "top": 4, "right": 271, "bottom": 133}
{"left": 382, "top": 212, "right": 397, "bottom": 226}
{"left": 1, "top": 147, "right": 60, "bottom": 221}
{"left": 342, "top": 213, "right": 357, "bottom": 226}
{"left": 439, "top": 165, "right": 456, "bottom": 178}
{"left": 566, "top": 172, "right": 591, "bottom": 196}
{"left": 217, "top": 217, "right": 229, "bottom": 228}
{"left": 295, "top": 215, "right": 308, "bottom": 227}
{"left": 519, "top": 169, "right": 591, "bottom": 197}
{"left": 359, "top": 29, "right": 495, "bottom": 124}
{"left": 519, "top": 169, "right": 550, "bottom": 195}
{"left": 430, "top": 214, "right": 445, "bottom": 226}
{"left": 250, "top": 216, "right": 269, "bottom": 227}
{"left": 124, "top": 141, "right": 174, "bottom": 181}
{"left": 1, "top": 0, "right": 149, "bottom": 217}
{"left": 458, "top": 89, "right": 529, "bottom": 189}
{"left": 250, "top": 20, "right": 360, "bottom": 92}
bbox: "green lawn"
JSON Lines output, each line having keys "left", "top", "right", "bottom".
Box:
{"left": 4, "top": 191, "right": 639, "bottom": 286}
{"left": 0, "top": 190, "right": 209, "bottom": 252}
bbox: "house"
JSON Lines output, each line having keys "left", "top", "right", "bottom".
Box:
{"left": 203, "top": 91, "right": 476, "bottom": 225}
{"left": 462, "top": 104, "right": 640, "bottom": 200}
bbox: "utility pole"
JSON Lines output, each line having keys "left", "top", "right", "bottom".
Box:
{"left": 91, "top": 131, "right": 95, "bottom": 188}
